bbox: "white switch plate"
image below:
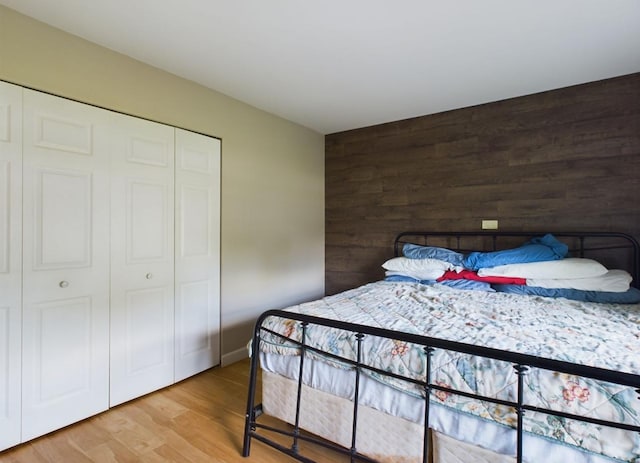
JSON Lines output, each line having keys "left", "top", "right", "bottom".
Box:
{"left": 482, "top": 220, "right": 499, "bottom": 230}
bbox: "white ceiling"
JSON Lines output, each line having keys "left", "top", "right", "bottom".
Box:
{"left": 2, "top": 0, "right": 640, "bottom": 134}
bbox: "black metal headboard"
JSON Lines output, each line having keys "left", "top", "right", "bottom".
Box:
{"left": 394, "top": 231, "right": 640, "bottom": 289}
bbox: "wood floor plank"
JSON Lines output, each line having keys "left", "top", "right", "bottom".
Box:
{"left": 0, "top": 444, "right": 50, "bottom": 463}
{"left": 82, "top": 442, "right": 133, "bottom": 463}
{"left": 28, "top": 434, "right": 94, "bottom": 463}
{"left": 152, "top": 429, "right": 211, "bottom": 463}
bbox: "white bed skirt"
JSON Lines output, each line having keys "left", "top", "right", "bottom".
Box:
{"left": 262, "top": 370, "right": 517, "bottom": 463}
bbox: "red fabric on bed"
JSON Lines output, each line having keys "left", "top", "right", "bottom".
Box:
{"left": 437, "top": 270, "right": 526, "bottom": 285}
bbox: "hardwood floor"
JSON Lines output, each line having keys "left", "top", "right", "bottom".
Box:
{"left": 0, "top": 359, "right": 345, "bottom": 463}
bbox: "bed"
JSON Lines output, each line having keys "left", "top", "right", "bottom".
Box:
{"left": 243, "top": 231, "right": 640, "bottom": 463}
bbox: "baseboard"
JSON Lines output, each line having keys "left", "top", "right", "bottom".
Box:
{"left": 221, "top": 346, "right": 249, "bottom": 367}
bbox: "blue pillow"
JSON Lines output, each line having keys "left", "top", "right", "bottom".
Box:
{"left": 463, "top": 234, "right": 568, "bottom": 271}
{"left": 527, "top": 234, "right": 569, "bottom": 256}
{"left": 439, "top": 280, "right": 495, "bottom": 292}
{"left": 492, "top": 284, "right": 640, "bottom": 304}
{"left": 384, "top": 274, "right": 437, "bottom": 285}
{"left": 402, "top": 244, "right": 464, "bottom": 267}
{"left": 384, "top": 274, "right": 493, "bottom": 292}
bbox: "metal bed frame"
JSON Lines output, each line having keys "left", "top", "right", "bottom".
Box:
{"left": 243, "top": 231, "right": 640, "bottom": 463}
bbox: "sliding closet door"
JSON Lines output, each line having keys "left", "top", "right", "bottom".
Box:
{"left": 174, "top": 129, "right": 221, "bottom": 381}
{"left": 0, "top": 81, "right": 22, "bottom": 450}
{"left": 110, "top": 114, "right": 175, "bottom": 406}
{"left": 21, "top": 89, "right": 111, "bottom": 441}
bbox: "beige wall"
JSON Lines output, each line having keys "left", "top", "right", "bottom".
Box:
{"left": 0, "top": 5, "right": 325, "bottom": 363}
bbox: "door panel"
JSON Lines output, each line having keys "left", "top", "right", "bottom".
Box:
{"left": 125, "top": 287, "right": 171, "bottom": 373}
{"left": 180, "top": 185, "right": 211, "bottom": 256}
{"left": 0, "top": 161, "right": 12, "bottom": 275}
{"left": 33, "top": 168, "right": 92, "bottom": 269}
{"left": 178, "top": 280, "right": 211, "bottom": 356}
{"left": 127, "top": 179, "right": 169, "bottom": 262}
{"left": 32, "top": 111, "right": 92, "bottom": 155}
{"left": 0, "top": 81, "right": 22, "bottom": 451}
{"left": 174, "top": 129, "right": 220, "bottom": 381}
{"left": 22, "top": 89, "right": 110, "bottom": 441}
{"left": 127, "top": 136, "right": 170, "bottom": 166}
{"left": 110, "top": 114, "right": 174, "bottom": 406}
{"left": 29, "top": 297, "right": 93, "bottom": 402}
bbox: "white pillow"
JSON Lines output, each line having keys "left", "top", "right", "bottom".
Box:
{"left": 526, "top": 269, "right": 632, "bottom": 292}
{"left": 382, "top": 257, "right": 449, "bottom": 280}
{"left": 477, "top": 258, "right": 608, "bottom": 279}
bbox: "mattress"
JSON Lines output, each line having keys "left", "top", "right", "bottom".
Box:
{"left": 257, "top": 281, "right": 640, "bottom": 462}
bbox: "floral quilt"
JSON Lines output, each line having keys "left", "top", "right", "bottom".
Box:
{"left": 258, "top": 281, "right": 640, "bottom": 462}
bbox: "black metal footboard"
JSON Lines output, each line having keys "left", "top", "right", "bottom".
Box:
{"left": 243, "top": 309, "right": 640, "bottom": 463}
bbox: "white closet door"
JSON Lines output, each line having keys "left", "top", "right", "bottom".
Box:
{"left": 110, "top": 114, "right": 175, "bottom": 406}
{"left": 174, "top": 129, "right": 221, "bottom": 381}
{"left": 0, "top": 81, "right": 22, "bottom": 450}
{"left": 21, "top": 90, "right": 110, "bottom": 441}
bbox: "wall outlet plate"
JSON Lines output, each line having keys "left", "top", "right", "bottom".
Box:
{"left": 482, "top": 220, "right": 499, "bottom": 230}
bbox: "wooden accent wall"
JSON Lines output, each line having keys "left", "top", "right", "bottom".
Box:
{"left": 325, "top": 73, "right": 640, "bottom": 295}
